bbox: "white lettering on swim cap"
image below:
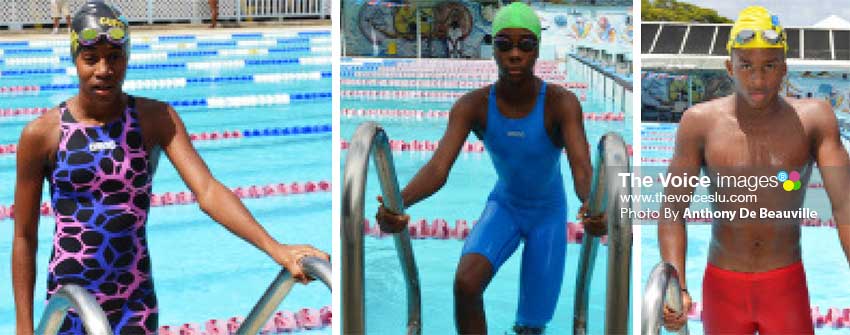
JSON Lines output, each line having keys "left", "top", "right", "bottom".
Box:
{"left": 88, "top": 140, "right": 117, "bottom": 152}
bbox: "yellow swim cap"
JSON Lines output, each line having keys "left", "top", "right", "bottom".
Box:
{"left": 726, "top": 6, "right": 787, "bottom": 53}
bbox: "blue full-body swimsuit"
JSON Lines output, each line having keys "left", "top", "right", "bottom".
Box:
{"left": 461, "top": 82, "right": 567, "bottom": 328}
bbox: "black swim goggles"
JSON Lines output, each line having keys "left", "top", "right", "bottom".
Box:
{"left": 494, "top": 36, "right": 538, "bottom": 52}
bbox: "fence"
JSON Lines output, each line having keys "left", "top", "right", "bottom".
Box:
{"left": 1, "top": 0, "right": 329, "bottom": 30}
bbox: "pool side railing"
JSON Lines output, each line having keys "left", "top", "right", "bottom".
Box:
{"left": 2, "top": 0, "right": 329, "bottom": 30}
{"left": 342, "top": 122, "right": 422, "bottom": 335}
{"left": 642, "top": 262, "right": 689, "bottom": 335}
{"left": 569, "top": 53, "right": 632, "bottom": 114}
{"left": 36, "top": 284, "right": 113, "bottom": 335}
{"left": 236, "top": 256, "right": 332, "bottom": 335}
{"left": 573, "top": 133, "right": 633, "bottom": 334}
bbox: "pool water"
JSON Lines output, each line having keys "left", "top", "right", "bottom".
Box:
{"left": 0, "top": 28, "right": 331, "bottom": 333}
{"left": 341, "top": 57, "right": 632, "bottom": 334}
{"left": 640, "top": 122, "right": 850, "bottom": 335}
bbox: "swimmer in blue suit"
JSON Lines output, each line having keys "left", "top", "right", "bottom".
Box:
{"left": 376, "top": 3, "right": 605, "bottom": 334}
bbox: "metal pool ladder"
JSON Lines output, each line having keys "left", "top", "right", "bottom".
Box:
{"left": 641, "top": 262, "right": 689, "bottom": 335}
{"left": 573, "top": 133, "right": 633, "bottom": 335}
{"left": 38, "top": 259, "right": 331, "bottom": 335}
{"left": 342, "top": 122, "right": 422, "bottom": 335}
{"left": 236, "top": 256, "right": 332, "bottom": 335}
{"left": 36, "top": 284, "right": 113, "bottom": 335}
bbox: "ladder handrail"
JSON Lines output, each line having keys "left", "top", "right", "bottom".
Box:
{"left": 342, "top": 122, "right": 422, "bottom": 335}
{"left": 574, "top": 132, "right": 633, "bottom": 334}
{"left": 236, "top": 256, "right": 332, "bottom": 335}
{"left": 36, "top": 284, "right": 113, "bottom": 335}
{"left": 642, "top": 262, "right": 689, "bottom": 335}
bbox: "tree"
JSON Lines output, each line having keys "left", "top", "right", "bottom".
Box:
{"left": 642, "top": 0, "right": 732, "bottom": 23}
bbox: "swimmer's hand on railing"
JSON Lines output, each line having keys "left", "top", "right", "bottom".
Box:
{"left": 270, "top": 244, "right": 330, "bottom": 284}
{"left": 662, "top": 289, "right": 691, "bottom": 332}
{"left": 578, "top": 202, "right": 607, "bottom": 236}
{"left": 376, "top": 195, "right": 410, "bottom": 234}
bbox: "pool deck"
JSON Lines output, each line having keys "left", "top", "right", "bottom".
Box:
{"left": 0, "top": 20, "right": 330, "bottom": 41}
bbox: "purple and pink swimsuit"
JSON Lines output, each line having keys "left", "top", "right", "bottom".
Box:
{"left": 48, "top": 96, "right": 158, "bottom": 334}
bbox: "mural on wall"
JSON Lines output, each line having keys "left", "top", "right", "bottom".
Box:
{"left": 344, "top": 0, "right": 632, "bottom": 58}
{"left": 357, "top": 3, "right": 394, "bottom": 45}
{"left": 432, "top": 1, "right": 474, "bottom": 58}
{"left": 641, "top": 71, "right": 732, "bottom": 112}
{"left": 642, "top": 70, "right": 850, "bottom": 117}
{"left": 536, "top": 6, "right": 632, "bottom": 58}
{"left": 786, "top": 72, "right": 850, "bottom": 114}
{"left": 345, "top": 0, "right": 491, "bottom": 58}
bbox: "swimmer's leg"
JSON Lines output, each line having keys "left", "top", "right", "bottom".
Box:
{"left": 515, "top": 214, "right": 566, "bottom": 330}
{"left": 456, "top": 199, "right": 521, "bottom": 334}
{"left": 702, "top": 264, "right": 757, "bottom": 334}
{"left": 754, "top": 262, "right": 814, "bottom": 335}
{"left": 454, "top": 254, "right": 495, "bottom": 334}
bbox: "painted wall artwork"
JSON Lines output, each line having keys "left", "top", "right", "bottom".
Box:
{"left": 536, "top": 5, "right": 631, "bottom": 60}
{"left": 642, "top": 71, "right": 850, "bottom": 122}
{"left": 343, "top": 1, "right": 632, "bottom": 59}
{"left": 344, "top": 0, "right": 494, "bottom": 58}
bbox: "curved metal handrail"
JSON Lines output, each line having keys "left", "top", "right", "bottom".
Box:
{"left": 36, "top": 284, "right": 113, "bottom": 335}
{"left": 342, "top": 122, "right": 422, "bottom": 335}
{"left": 573, "top": 132, "right": 633, "bottom": 334}
{"left": 642, "top": 262, "right": 688, "bottom": 335}
{"left": 236, "top": 256, "right": 332, "bottom": 335}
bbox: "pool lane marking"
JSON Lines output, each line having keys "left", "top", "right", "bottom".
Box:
{"left": 0, "top": 180, "right": 331, "bottom": 221}
{"left": 340, "top": 139, "right": 634, "bottom": 156}
{"left": 0, "top": 91, "right": 331, "bottom": 119}
{"left": 0, "top": 124, "right": 332, "bottom": 156}
{"left": 0, "top": 57, "right": 331, "bottom": 77}
{"left": 0, "top": 72, "right": 330, "bottom": 95}
{"left": 341, "top": 108, "right": 625, "bottom": 121}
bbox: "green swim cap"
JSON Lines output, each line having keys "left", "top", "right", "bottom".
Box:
{"left": 492, "top": 2, "right": 541, "bottom": 41}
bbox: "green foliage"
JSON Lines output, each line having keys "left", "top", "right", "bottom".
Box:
{"left": 642, "top": 0, "right": 732, "bottom": 23}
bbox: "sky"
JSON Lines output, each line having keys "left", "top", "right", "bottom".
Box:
{"left": 680, "top": 0, "right": 850, "bottom": 27}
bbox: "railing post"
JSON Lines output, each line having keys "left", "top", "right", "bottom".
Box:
{"left": 642, "top": 262, "right": 688, "bottom": 335}
{"left": 147, "top": 0, "right": 153, "bottom": 25}
{"left": 36, "top": 285, "right": 113, "bottom": 335}
{"left": 573, "top": 133, "right": 632, "bottom": 335}
{"left": 604, "top": 134, "right": 633, "bottom": 334}
{"left": 236, "top": 257, "right": 332, "bottom": 335}
{"left": 342, "top": 122, "right": 422, "bottom": 335}
{"left": 236, "top": 0, "right": 242, "bottom": 24}
{"left": 10, "top": 1, "right": 23, "bottom": 31}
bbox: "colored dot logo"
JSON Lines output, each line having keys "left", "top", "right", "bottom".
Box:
{"left": 777, "top": 170, "right": 801, "bottom": 191}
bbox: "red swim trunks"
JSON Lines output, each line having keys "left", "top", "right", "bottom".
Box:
{"left": 702, "top": 261, "right": 813, "bottom": 334}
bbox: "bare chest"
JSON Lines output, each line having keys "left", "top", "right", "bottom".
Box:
{"left": 704, "top": 123, "right": 813, "bottom": 168}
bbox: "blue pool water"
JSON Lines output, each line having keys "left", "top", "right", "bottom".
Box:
{"left": 640, "top": 122, "right": 850, "bottom": 335}
{"left": 341, "top": 57, "right": 632, "bottom": 334}
{"left": 0, "top": 28, "right": 331, "bottom": 333}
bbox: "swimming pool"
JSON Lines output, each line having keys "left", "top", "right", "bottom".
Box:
{"left": 0, "top": 27, "right": 331, "bottom": 334}
{"left": 641, "top": 122, "right": 850, "bottom": 334}
{"left": 341, "top": 57, "right": 632, "bottom": 334}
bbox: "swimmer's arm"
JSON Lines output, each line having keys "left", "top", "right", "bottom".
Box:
{"left": 400, "top": 92, "right": 476, "bottom": 208}
{"left": 556, "top": 88, "right": 592, "bottom": 202}
{"left": 12, "top": 120, "right": 50, "bottom": 334}
{"left": 154, "top": 105, "right": 292, "bottom": 259}
{"left": 658, "top": 108, "right": 704, "bottom": 289}
{"left": 811, "top": 101, "right": 850, "bottom": 266}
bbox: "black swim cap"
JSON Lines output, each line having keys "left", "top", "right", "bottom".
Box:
{"left": 70, "top": 0, "right": 130, "bottom": 59}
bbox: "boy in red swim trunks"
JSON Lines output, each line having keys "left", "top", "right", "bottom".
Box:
{"left": 658, "top": 6, "right": 850, "bottom": 334}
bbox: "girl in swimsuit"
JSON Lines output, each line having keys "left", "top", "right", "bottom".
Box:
{"left": 12, "top": 2, "right": 328, "bottom": 334}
